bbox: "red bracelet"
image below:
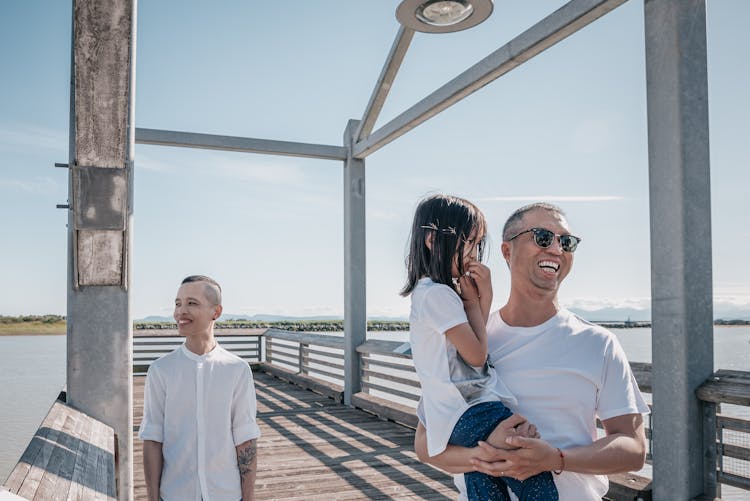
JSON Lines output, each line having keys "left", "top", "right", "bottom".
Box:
{"left": 552, "top": 448, "right": 565, "bottom": 475}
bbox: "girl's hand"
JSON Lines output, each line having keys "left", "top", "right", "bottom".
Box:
{"left": 466, "top": 262, "right": 492, "bottom": 300}
{"left": 457, "top": 273, "right": 480, "bottom": 303}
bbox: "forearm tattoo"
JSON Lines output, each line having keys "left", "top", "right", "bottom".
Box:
{"left": 237, "top": 440, "right": 257, "bottom": 477}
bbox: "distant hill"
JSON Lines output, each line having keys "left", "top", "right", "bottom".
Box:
{"left": 568, "top": 302, "right": 750, "bottom": 322}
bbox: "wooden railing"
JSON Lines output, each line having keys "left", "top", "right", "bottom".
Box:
{"left": 132, "top": 333, "right": 262, "bottom": 374}
{"left": 132, "top": 330, "right": 750, "bottom": 498}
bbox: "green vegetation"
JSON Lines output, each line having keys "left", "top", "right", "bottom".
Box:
{"left": 0, "top": 315, "right": 66, "bottom": 335}
{"left": 136, "top": 319, "right": 411, "bottom": 332}
{"left": 3, "top": 314, "right": 750, "bottom": 336}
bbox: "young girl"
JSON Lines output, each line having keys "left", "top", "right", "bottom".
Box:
{"left": 402, "top": 194, "right": 558, "bottom": 501}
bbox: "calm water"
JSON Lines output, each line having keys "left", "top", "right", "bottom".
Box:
{"left": 1, "top": 327, "right": 749, "bottom": 489}
{"left": 0, "top": 335, "right": 66, "bottom": 482}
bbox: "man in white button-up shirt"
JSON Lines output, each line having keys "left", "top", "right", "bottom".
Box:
{"left": 139, "top": 275, "right": 261, "bottom": 501}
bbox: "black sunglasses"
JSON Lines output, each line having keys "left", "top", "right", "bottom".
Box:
{"left": 508, "top": 228, "right": 581, "bottom": 253}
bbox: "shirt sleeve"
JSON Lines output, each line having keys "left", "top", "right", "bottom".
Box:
{"left": 231, "top": 364, "right": 262, "bottom": 445}
{"left": 596, "top": 337, "right": 650, "bottom": 421}
{"left": 138, "top": 365, "right": 166, "bottom": 442}
{"left": 421, "top": 284, "right": 468, "bottom": 335}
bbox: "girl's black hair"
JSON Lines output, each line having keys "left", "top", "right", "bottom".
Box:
{"left": 401, "top": 194, "right": 487, "bottom": 296}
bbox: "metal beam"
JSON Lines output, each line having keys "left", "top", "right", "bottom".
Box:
{"left": 343, "top": 120, "right": 366, "bottom": 406}
{"left": 135, "top": 128, "right": 347, "bottom": 161}
{"left": 644, "top": 0, "right": 714, "bottom": 498}
{"left": 353, "top": 0, "right": 628, "bottom": 159}
{"left": 355, "top": 26, "right": 414, "bottom": 141}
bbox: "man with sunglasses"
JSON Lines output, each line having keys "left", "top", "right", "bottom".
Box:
{"left": 415, "top": 203, "right": 649, "bottom": 500}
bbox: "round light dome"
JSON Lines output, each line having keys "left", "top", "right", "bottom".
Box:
{"left": 396, "top": 0, "right": 493, "bottom": 34}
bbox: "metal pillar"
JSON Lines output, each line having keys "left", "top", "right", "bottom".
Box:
{"left": 67, "top": 0, "right": 136, "bottom": 499}
{"left": 644, "top": 0, "right": 715, "bottom": 498}
{"left": 343, "top": 120, "right": 366, "bottom": 406}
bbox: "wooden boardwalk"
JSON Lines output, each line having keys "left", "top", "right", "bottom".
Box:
{"left": 133, "top": 371, "right": 457, "bottom": 500}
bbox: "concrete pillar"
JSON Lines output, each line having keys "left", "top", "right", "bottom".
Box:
{"left": 343, "top": 120, "right": 366, "bottom": 406}
{"left": 67, "top": 0, "right": 136, "bottom": 499}
{"left": 644, "top": 0, "right": 715, "bottom": 498}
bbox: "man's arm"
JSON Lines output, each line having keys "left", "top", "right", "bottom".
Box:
{"left": 472, "top": 413, "right": 647, "bottom": 480}
{"left": 142, "top": 440, "right": 163, "bottom": 501}
{"left": 415, "top": 422, "right": 475, "bottom": 474}
{"left": 236, "top": 438, "right": 258, "bottom": 501}
{"left": 414, "top": 414, "right": 535, "bottom": 474}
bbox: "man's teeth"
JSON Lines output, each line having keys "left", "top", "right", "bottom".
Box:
{"left": 539, "top": 261, "right": 559, "bottom": 271}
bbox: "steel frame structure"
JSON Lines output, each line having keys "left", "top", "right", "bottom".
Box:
{"left": 69, "top": 0, "right": 715, "bottom": 498}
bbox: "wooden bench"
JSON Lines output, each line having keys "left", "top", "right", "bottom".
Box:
{"left": 1, "top": 392, "right": 116, "bottom": 500}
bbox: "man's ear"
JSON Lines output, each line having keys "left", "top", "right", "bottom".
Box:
{"left": 213, "top": 304, "right": 223, "bottom": 320}
{"left": 501, "top": 241, "right": 511, "bottom": 265}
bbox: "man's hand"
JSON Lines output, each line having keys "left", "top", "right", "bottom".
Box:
{"left": 472, "top": 436, "right": 560, "bottom": 480}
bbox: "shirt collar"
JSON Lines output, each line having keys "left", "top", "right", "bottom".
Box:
{"left": 179, "top": 342, "right": 219, "bottom": 361}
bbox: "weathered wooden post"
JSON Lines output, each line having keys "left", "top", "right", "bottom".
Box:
{"left": 67, "top": 0, "right": 136, "bottom": 498}
{"left": 343, "top": 119, "right": 366, "bottom": 406}
{"left": 644, "top": 0, "right": 716, "bottom": 498}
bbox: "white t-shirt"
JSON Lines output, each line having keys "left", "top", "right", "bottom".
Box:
{"left": 139, "top": 343, "right": 261, "bottom": 501}
{"left": 452, "top": 308, "right": 650, "bottom": 501}
{"left": 410, "top": 278, "right": 516, "bottom": 456}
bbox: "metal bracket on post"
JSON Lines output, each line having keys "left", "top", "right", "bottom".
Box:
{"left": 55, "top": 162, "right": 71, "bottom": 210}
{"left": 71, "top": 164, "right": 129, "bottom": 287}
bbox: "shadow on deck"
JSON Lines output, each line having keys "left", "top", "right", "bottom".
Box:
{"left": 133, "top": 372, "right": 457, "bottom": 500}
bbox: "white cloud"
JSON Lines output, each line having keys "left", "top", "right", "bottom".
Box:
{"left": 136, "top": 153, "right": 174, "bottom": 172}
{"left": 569, "top": 116, "right": 617, "bottom": 155}
{"left": 369, "top": 209, "right": 400, "bottom": 221}
{"left": 480, "top": 195, "right": 624, "bottom": 202}
{"left": 0, "top": 124, "right": 67, "bottom": 153}
{"left": 563, "top": 296, "right": 651, "bottom": 311}
{"left": 211, "top": 156, "right": 306, "bottom": 185}
{"left": 0, "top": 176, "right": 60, "bottom": 194}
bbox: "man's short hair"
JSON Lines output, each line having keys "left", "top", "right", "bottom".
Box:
{"left": 181, "top": 275, "right": 222, "bottom": 306}
{"left": 502, "top": 202, "right": 567, "bottom": 241}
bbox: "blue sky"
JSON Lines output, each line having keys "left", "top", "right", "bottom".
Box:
{"left": 1, "top": 1, "right": 748, "bottom": 319}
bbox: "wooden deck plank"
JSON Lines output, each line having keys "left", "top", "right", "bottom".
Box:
{"left": 133, "top": 372, "right": 456, "bottom": 500}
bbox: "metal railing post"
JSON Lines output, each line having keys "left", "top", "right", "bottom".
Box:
{"left": 343, "top": 120, "right": 366, "bottom": 406}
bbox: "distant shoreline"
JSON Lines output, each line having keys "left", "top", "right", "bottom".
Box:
{"left": 2, "top": 317, "right": 749, "bottom": 336}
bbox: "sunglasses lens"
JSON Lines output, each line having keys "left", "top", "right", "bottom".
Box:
{"left": 560, "top": 235, "right": 579, "bottom": 253}
{"left": 532, "top": 229, "right": 554, "bottom": 248}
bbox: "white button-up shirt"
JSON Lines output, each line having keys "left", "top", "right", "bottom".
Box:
{"left": 139, "top": 343, "right": 261, "bottom": 501}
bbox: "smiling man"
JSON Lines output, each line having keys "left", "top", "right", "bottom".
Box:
{"left": 415, "top": 203, "right": 650, "bottom": 500}
{"left": 139, "top": 275, "right": 261, "bottom": 501}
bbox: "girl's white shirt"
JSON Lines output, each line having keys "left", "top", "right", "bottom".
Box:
{"left": 410, "top": 277, "right": 517, "bottom": 457}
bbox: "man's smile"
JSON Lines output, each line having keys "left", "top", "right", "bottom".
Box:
{"left": 538, "top": 260, "right": 560, "bottom": 274}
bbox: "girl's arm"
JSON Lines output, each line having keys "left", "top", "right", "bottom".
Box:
{"left": 466, "top": 262, "right": 492, "bottom": 322}
{"left": 445, "top": 275, "right": 488, "bottom": 367}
